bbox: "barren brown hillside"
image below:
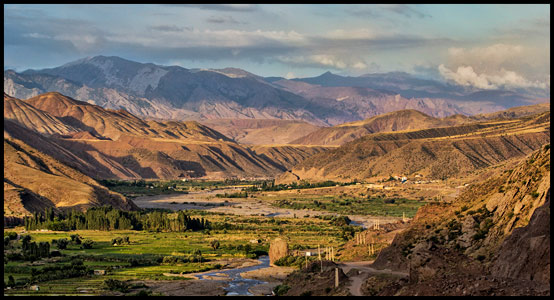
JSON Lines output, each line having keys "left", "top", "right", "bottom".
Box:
{"left": 278, "top": 112, "right": 550, "bottom": 183}
{"left": 472, "top": 102, "right": 550, "bottom": 120}
{"left": 249, "top": 144, "right": 332, "bottom": 170}
{"left": 290, "top": 109, "right": 472, "bottom": 146}
{"left": 199, "top": 118, "right": 321, "bottom": 144}
{"left": 367, "top": 144, "right": 550, "bottom": 295}
{"left": 6, "top": 92, "right": 326, "bottom": 180}
{"left": 25, "top": 92, "right": 233, "bottom": 142}
{"left": 4, "top": 123, "right": 137, "bottom": 217}
{"left": 4, "top": 93, "right": 78, "bottom": 135}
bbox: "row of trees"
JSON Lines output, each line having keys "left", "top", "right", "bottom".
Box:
{"left": 24, "top": 206, "right": 209, "bottom": 232}
{"left": 245, "top": 180, "right": 358, "bottom": 192}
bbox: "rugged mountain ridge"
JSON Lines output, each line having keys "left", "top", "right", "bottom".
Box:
{"left": 6, "top": 56, "right": 546, "bottom": 127}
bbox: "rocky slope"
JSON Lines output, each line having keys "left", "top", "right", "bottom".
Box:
{"left": 369, "top": 144, "right": 550, "bottom": 295}
{"left": 278, "top": 111, "right": 550, "bottom": 183}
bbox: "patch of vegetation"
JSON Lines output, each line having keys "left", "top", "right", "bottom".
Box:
{"left": 25, "top": 206, "right": 209, "bottom": 233}
{"left": 273, "top": 255, "right": 318, "bottom": 268}
{"left": 273, "top": 284, "right": 291, "bottom": 296}
{"left": 215, "top": 191, "right": 248, "bottom": 198}
{"left": 273, "top": 196, "right": 424, "bottom": 218}
{"left": 245, "top": 179, "right": 357, "bottom": 192}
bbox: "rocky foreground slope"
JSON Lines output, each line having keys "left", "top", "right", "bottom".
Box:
{"left": 369, "top": 145, "right": 550, "bottom": 295}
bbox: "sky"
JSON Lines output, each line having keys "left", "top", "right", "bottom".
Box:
{"left": 3, "top": 4, "right": 550, "bottom": 91}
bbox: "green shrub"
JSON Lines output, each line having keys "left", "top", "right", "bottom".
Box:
{"left": 81, "top": 240, "right": 94, "bottom": 249}
{"left": 273, "top": 284, "right": 290, "bottom": 296}
{"left": 103, "top": 279, "right": 129, "bottom": 292}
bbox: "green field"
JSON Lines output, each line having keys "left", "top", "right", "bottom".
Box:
{"left": 99, "top": 179, "right": 255, "bottom": 198}
{"left": 3, "top": 211, "right": 346, "bottom": 295}
{"left": 266, "top": 194, "right": 427, "bottom": 218}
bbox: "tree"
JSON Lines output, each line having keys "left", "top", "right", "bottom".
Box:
{"left": 8, "top": 275, "right": 15, "bottom": 287}
{"left": 82, "top": 240, "right": 94, "bottom": 249}
{"left": 56, "top": 238, "right": 69, "bottom": 250}
{"left": 210, "top": 240, "right": 220, "bottom": 250}
{"left": 70, "top": 234, "right": 82, "bottom": 245}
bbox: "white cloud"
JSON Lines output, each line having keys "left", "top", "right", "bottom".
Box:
{"left": 285, "top": 72, "right": 296, "bottom": 79}
{"left": 438, "top": 64, "right": 548, "bottom": 90}
{"left": 439, "top": 44, "right": 549, "bottom": 90}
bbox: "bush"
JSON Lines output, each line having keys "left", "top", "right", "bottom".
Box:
{"left": 162, "top": 256, "right": 181, "bottom": 265}
{"left": 54, "top": 238, "right": 69, "bottom": 250}
{"left": 4, "top": 231, "right": 18, "bottom": 240}
{"left": 273, "top": 284, "right": 290, "bottom": 296}
{"left": 81, "top": 240, "right": 94, "bottom": 249}
{"left": 103, "top": 279, "right": 129, "bottom": 292}
{"left": 70, "top": 234, "right": 82, "bottom": 245}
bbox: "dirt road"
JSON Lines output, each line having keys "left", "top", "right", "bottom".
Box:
{"left": 338, "top": 261, "right": 408, "bottom": 296}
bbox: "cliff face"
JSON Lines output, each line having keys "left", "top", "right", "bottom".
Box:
{"left": 371, "top": 144, "right": 550, "bottom": 295}
{"left": 489, "top": 190, "right": 550, "bottom": 284}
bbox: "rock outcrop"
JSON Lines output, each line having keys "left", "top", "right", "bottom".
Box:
{"left": 490, "top": 189, "right": 550, "bottom": 284}
{"left": 269, "top": 237, "right": 289, "bottom": 266}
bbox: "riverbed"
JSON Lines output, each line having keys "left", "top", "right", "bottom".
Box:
{"left": 132, "top": 188, "right": 401, "bottom": 228}
{"left": 194, "top": 256, "right": 271, "bottom": 296}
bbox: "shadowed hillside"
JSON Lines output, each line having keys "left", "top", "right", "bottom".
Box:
{"left": 4, "top": 122, "right": 137, "bottom": 217}
{"left": 4, "top": 92, "right": 327, "bottom": 180}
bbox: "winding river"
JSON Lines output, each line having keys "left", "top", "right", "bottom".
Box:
{"left": 194, "top": 256, "right": 271, "bottom": 296}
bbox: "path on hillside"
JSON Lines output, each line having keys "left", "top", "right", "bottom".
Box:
{"left": 337, "top": 261, "right": 408, "bottom": 296}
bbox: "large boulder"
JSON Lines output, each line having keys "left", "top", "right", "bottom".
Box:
{"left": 269, "top": 237, "right": 289, "bottom": 266}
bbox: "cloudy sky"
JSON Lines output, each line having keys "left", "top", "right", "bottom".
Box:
{"left": 4, "top": 4, "right": 550, "bottom": 90}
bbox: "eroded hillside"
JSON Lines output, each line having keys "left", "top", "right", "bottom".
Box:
{"left": 4, "top": 92, "right": 327, "bottom": 180}
{"left": 4, "top": 124, "right": 137, "bottom": 217}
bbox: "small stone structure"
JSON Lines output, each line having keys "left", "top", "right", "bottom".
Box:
{"left": 269, "top": 237, "right": 289, "bottom": 266}
{"left": 94, "top": 270, "right": 106, "bottom": 275}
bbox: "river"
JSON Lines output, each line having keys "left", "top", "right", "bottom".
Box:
{"left": 194, "top": 256, "right": 271, "bottom": 296}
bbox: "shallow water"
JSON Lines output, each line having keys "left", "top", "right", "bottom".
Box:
{"left": 194, "top": 256, "right": 271, "bottom": 296}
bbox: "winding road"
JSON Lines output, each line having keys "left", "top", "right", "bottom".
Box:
{"left": 337, "top": 261, "right": 408, "bottom": 296}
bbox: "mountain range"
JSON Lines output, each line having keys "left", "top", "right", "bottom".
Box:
{"left": 5, "top": 55, "right": 548, "bottom": 127}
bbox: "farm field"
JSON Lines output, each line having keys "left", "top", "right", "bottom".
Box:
{"left": 3, "top": 209, "right": 350, "bottom": 296}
